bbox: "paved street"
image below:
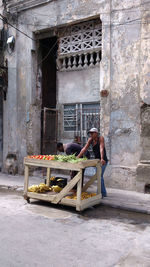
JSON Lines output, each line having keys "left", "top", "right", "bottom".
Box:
{"left": 1, "top": 189, "right": 150, "bottom": 267}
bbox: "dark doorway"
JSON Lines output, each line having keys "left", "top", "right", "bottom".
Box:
{"left": 40, "top": 36, "right": 58, "bottom": 155}
{"left": 0, "top": 91, "right": 3, "bottom": 170}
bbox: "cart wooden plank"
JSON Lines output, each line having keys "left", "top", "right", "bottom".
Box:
{"left": 26, "top": 191, "right": 101, "bottom": 210}
{"left": 76, "top": 171, "right": 82, "bottom": 211}
{"left": 46, "top": 167, "right": 51, "bottom": 187}
{"left": 24, "top": 157, "right": 100, "bottom": 170}
{"left": 24, "top": 165, "right": 29, "bottom": 193}
{"left": 52, "top": 171, "right": 82, "bottom": 204}
{"left": 78, "top": 194, "right": 101, "bottom": 211}
{"left": 60, "top": 194, "right": 101, "bottom": 211}
{"left": 27, "top": 192, "right": 55, "bottom": 202}
{"left": 96, "top": 164, "right": 101, "bottom": 194}
{"left": 60, "top": 197, "right": 76, "bottom": 207}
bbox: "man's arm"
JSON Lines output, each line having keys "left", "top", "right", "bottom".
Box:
{"left": 100, "top": 136, "right": 106, "bottom": 165}
{"left": 77, "top": 138, "right": 92, "bottom": 158}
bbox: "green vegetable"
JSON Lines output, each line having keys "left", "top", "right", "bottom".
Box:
{"left": 54, "top": 154, "right": 87, "bottom": 163}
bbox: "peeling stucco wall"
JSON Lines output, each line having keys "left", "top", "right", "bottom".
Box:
{"left": 3, "top": 0, "right": 106, "bottom": 173}
{"left": 2, "top": 0, "right": 150, "bottom": 192}
{"left": 140, "top": 104, "right": 150, "bottom": 161}
{"left": 99, "top": 0, "right": 142, "bottom": 191}
{"left": 0, "top": 1, "right": 3, "bottom": 169}
{"left": 140, "top": 0, "right": 150, "bottom": 106}
{"left": 136, "top": 0, "right": 150, "bottom": 191}
{"left": 57, "top": 66, "right": 100, "bottom": 143}
{"left": 58, "top": 67, "right": 100, "bottom": 104}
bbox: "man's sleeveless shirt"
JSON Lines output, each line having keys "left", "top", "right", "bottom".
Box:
{"left": 92, "top": 138, "right": 108, "bottom": 162}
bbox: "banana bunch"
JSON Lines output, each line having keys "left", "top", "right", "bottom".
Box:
{"left": 51, "top": 185, "right": 62, "bottom": 193}
{"left": 28, "top": 183, "right": 52, "bottom": 193}
{"left": 65, "top": 192, "right": 96, "bottom": 200}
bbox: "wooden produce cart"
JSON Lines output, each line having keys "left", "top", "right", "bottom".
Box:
{"left": 23, "top": 157, "right": 101, "bottom": 211}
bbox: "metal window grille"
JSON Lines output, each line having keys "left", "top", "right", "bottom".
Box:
{"left": 64, "top": 103, "right": 100, "bottom": 136}
{"left": 63, "top": 103, "right": 100, "bottom": 157}
{"left": 64, "top": 105, "right": 76, "bottom": 131}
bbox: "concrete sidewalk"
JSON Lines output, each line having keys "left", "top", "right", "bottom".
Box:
{"left": 0, "top": 172, "right": 150, "bottom": 214}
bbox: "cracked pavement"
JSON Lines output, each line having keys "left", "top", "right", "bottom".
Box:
{"left": 0, "top": 189, "right": 150, "bottom": 267}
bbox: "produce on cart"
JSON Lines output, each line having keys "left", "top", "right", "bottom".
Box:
{"left": 27, "top": 154, "right": 88, "bottom": 162}
{"left": 28, "top": 183, "right": 52, "bottom": 193}
{"left": 65, "top": 192, "right": 96, "bottom": 200}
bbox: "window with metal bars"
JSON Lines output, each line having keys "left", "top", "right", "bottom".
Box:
{"left": 63, "top": 103, "right": 100, "bottom": 133}
{"left": 64, "top": 104, "right": 77, "bottom": 131}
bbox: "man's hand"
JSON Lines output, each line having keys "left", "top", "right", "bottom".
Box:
{"left": 101, "top": 159, "right": 106, "bottom": 166}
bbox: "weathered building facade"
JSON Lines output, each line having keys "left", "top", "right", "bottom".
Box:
{"left": 0, "top": 0, "right": 4, "bottom": 170}
{"left": 0, "top": 0, "right": 150, "bottom": 192}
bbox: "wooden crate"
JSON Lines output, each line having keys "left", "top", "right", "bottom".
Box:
{"left": 23, "top": 157, "right": 102, "bottom": 211}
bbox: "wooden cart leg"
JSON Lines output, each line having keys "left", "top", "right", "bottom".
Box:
{"left": 76, "top": 169, "right": 82, "bottom": 211}
{"left": 24, "top": 194, "right": 30, "bottom": 203}
{"left": 46, "top": 167, "right": 51, "bottom": 187}
{"left": 23, "top": 165, "right": 30, "bottom": 202}
{"left": 96, "top": 163, "right": 101, "bottom": 195}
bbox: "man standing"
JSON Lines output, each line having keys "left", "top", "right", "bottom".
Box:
{"left": 77, "top": 128, "right": 108, "bottom": 197}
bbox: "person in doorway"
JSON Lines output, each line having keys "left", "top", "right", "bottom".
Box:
{"left": 77, "top": 128, "right": 108, "bottom": 197}
{"left": 56, "top": 142, "right": 90, "bottom": 190}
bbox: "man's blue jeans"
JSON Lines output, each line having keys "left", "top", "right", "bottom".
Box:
{"left": 101, "top": 163, "right": 107, "bottom": 197}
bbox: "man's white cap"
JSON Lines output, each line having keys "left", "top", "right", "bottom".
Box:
{"left": 88, "top": 127, "right": 98, "bottom": 133}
